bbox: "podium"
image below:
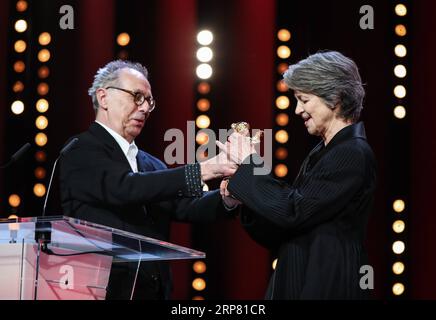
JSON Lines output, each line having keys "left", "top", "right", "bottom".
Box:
{"left": 0, "top": 216, "right": 204, "bottom": 300}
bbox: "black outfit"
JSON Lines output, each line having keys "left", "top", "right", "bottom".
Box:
{"left": 60, "top": 122, "right": 229, "bottom": 299}
{"left": 228, "top": 122, "right": 376, "bottom": 299}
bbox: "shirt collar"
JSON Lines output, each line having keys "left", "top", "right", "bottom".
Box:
{"left": 95, "top": 121, "right": 138, "bottom": 157}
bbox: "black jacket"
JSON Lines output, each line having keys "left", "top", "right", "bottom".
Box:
{"left": 60, "top": 122, "right": 227, "bottom": 299}
{"left": 228, "top": 122, "right": 376, "bottom": 299}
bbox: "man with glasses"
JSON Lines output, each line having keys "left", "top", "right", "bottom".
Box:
{"left": 59, "top": 60, "right": 238, "bottom": 299}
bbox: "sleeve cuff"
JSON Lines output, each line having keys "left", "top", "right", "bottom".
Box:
{"left": 184, "top": 163, "right": 204, "bottom": 198}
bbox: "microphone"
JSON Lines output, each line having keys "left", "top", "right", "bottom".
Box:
{"left": 42, "top": 138, "right": 79, "bottom": 217}
{"left": 0, "top": 143, "right": 31, "bottom": 169}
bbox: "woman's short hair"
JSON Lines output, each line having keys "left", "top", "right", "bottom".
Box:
{"left": 283, "top": 51, "right": 365, "bottom": 122}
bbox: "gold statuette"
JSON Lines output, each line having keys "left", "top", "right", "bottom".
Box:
{"left": 231, "top": 121, "right": 263, "bottom": 144}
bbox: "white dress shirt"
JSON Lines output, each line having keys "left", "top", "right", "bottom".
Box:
{"left": 95, "top": 121, "right": 138, "bottom": 173}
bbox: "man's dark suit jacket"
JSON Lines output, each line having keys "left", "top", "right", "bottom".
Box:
{"left": 59, "top": 122, "right": 227, "bottom": 299}
{"left": 228, "top": 122, "right": 376, "bottom": 299}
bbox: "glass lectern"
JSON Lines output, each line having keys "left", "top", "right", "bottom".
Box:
{"left": 0, "top": 216, "right": 204, "bottom": 300}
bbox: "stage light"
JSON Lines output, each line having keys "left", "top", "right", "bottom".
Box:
{"left": 36, "top": 99, "right": 49, "bottom": 113}
{"left": 394, "top": 65, "right": 407, "bottom": 78}
{"left": 117, "top": 50, "right": 129, "bottom": 60}
{"left": 192, "top": 296, "right": 205, "bottom": 300}
{"left": 13, "top": 81, "right": 24, "bottom": 93}
{"left": 192, "top": 278, "right": 206, "bottom": 291}
{"left": 395, "top": 24, "right": 407, "bottom": 37}
{"left": 35, "top": 132, "right": 48, "bottom": 147}
{"left": 38, "top": 49, "right": 51, "bottom": 62}
{"left": 392, "top": 283, "right": 405, "bottom": 296}
{"left": 35, "top": 151, "right": 47, "bottom": 162}
{"left": 197, "top": 82, "right": 210, "bottom": 94}
{"left": 275, "top": 130, "right": 289, "bottom": 144}
{"left": 272, "top": 258, "right": 278, "bottom": 270}
{"left": 13, "top": 61, "right": 25, "bottom": 73}
{"left": 196, "top": 115, "right": 210, "bottom": 129}
{"left": 196, "top": 131, "right": 209, "bottom": 145}
{"left": 394, "top": 106, "right": 406, "bottom": 119}
{"left": 276, "top": 96, "right": 290, "bottom": 110}
{"left": 395, "top": 4, "right": 407, "bottom": 17}
{"left": 11, "top": 100, "right": 25, "bottom": 115}
{"left": 276, "top": 113, "right": 289, "bottom": 126}
{"left": 16, "top": 1, "right": 28, "bottom": 12}
{"left": 392, "top": 262, "right": 405, "bottom": 275}
{"left": 34, "top": 167, "right": 46, "bottom": 179}
{"left": 197, "top": 99, "right": 210, "bottom": 112}
{"left": 277, "top": 63, "right": 288, "bottom": 74}
{"left": 37, "top": 83, "right": 49, "bottom": 96}
{"left": 33, "top": 183, "right": 46, "bottom": 197}
{"left": 35, "top": 115, "right": 48, "bottom": 130}
{"left": 392, "top": 241, "right": 405, "bottom": 254}
{"left": 393, "top": 220, "right": 405, "bottom": 233}
{"left": 394, "top": 44, "right": 407, "bottom": 58}
{"left": 117, "top": 33, "right": 130, "bottom": 46}
{"left": 8, "top": 214, "right": 19, "bottom": 220}
{"left": 196, "top": 47, "right": 213, "bottom": 63}
{"left": 274, "top": 164, "right": 288, "bottom": 177}
{"left": 38, "top": 32, "right": 52, "bottom": 46}
{"left": 38, "top": 66, "right": 50, "bottom": 79}
{"left": 277, "top": 29, "right": 291, "bottom": 42}
{"left": 275, "top": 147, "right": 288, "bottom": 160}
{"left": 8, "top": 194, "right": 21, "bottom": 208}
{"left": 193, "top": 261, "right": 206, "bottom": 274}
{"left": 393, "top": 199, "right": 405, "bottom": 213}
{"left": 14, "top": 40, "right": 26, "bottom": 53}
{"left": 394, "top": 85, "right": 406, "bottom": 99}
{"left": 196, "top": 64, "right": 213, "bottom": 79}
{"left": 14, "top": 20, "right": 27, "bottom": 33}
{"left": 276, "top": 80, "right": 288, "bottom": 92}
{"left": 197, "top": 30, "right": 213, "bottom": 46}
{"left": 277, "top": 46, "right": 291, "bottom": 59}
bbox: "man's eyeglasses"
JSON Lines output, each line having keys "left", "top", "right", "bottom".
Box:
{"left": 106, "top": 86, "right": 156, "bottom": 112}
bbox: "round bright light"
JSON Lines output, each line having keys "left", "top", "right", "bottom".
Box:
{"left": 395, "top": 4, "right": 407, "bottom": 17}
{"left": 197, "top": 99, "right": 210, "bottom": 112}
{"left": 35, "top": 132, "right": 48, "bottom": 147}
{"left": 196, "top": 64, "right": 213, "bottom": 79}
{"left": 38, "top": 66, "right": 50, "bottom": 79}
{"left": 395, "top": 44, "right": 407, "bottom": 58}
{"left": 394, "top": 85, "right": 406, "bottom": 99}
{"left": 275, "top": 130, "right": 289, "bottom": 144}
{"left": 196, "top": 131, "right": 209, "bottom": 145}
{"left": 38, "top": 49, "right": 51, "bottom": 62}
{"left": 15, "top": 20, "right": 27, "bottom": 33}
{"left": 392, "top": 283, "right": 405, "bottom": 296}
{"left": 395, "top": 24, "right": 407, "bottom": 37}
{"left": 35, "top": 151, "right": 47, "bottom": 162}
{"left": 35, "top": 115, "right": 48, "bottom": 130}
{"left": 276, "top": 96, "right": 290, "bottom": 110}
{"left": 192, "top": 278, "right": 206, "bottom": 291}
{"left": 8, "top": 194, "right": 21, "bottom": 208}
{"left": 14, "top": 61, "right": 25, "bottom": 73}
{"left": 37, "top": 83, "right": 49, "bottom": 96}
{"left": 277, "top": 63, "right": 289, "bottom": 74}
{"left": 394, "top": 65, "right": 407, "bottom": 78}
{"left": 393, "top": 220, "right": 405, "bottom": 233}
{"left": 393, "top": 199, "right": 405, "bottom": 213}
{"left": 193, "top": 261, "right": 206, "bottom": 274}
{"left": 196, "top": 115, "right": 210, "bottom": 129}
{"left": 196, "top": 47, "right": 213, "bottom": 63}
{"left": 16, "top": 1, "right": 28, "bottom": 12}
{"left": 276, "top": 113, "right": 289, "bottom": 126}
{"left": 275, "top": 147, "right": 288, "bottom": 160}
{"left": 394, "top": 106, "right": 406, "bottom": 119}
{"left": 277, "top": 45, "right": 291, "bottom": 59}
{"left": 35, "top": 167, "right": 46, "bottom": 179}
{"left": 36, "top": 99, "right": 49, "bottom": 113}
{"left": 11, "top": 100, "right": 25, "bottom": 115}
{"left": 197, "top": 82, "right": 210, "bottom": 94}
{"left": 13, "top": 81, "right": 24, "bottom": 93}
{"left": 392, "top": 241, "right": 405, "bottom": 254}
{"left": 392, "top": 262, "right": 405, "bottom": 275}
{"left": 117, "top": 33, "right": 130, "bottom": 46}
{"left": 33, "top": 183, "right": 46, "bottom": 197}
{"left": 277, "top": 80, "right": 288, "bottom": 92}
{"left": 192, "top": 296, "right": 205, "bottom": 300}
{"left": 274, "top": 164, "right": 288, "bottom": 177}
{"left": 14, "top": 40, "right": 26, "bottom": 53}
{"left": 39, "top": 32, "right": 52, "bottom": 46}
{"left": 277, "top": 29, "right": 291, "bottom": 42}
{"left": 197, "top": 30, "right": 213, "bottom": 45}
